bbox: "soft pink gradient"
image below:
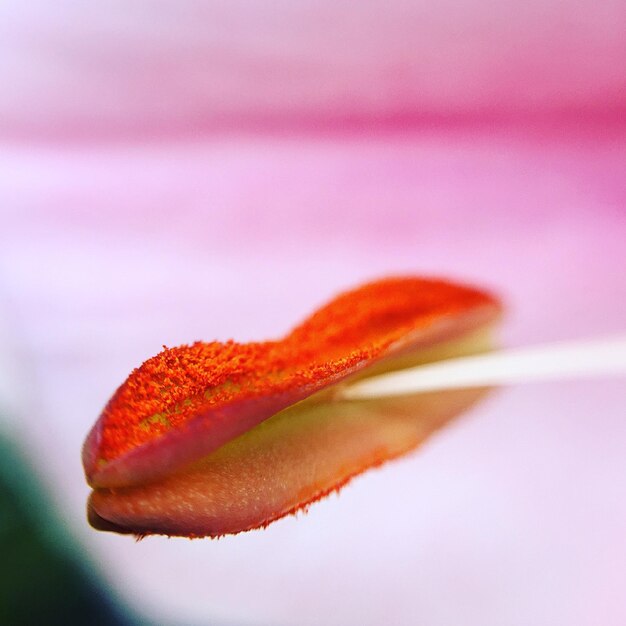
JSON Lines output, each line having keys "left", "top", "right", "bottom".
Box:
{"left": 1, "top": 1, "right": 625, "bottom": 138}
{"left": 1, "top": 2, "right": 625, "bottom": 626}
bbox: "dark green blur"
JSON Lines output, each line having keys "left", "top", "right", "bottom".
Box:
{"left": 0, "top": 431, "right": 136, "bottom": 626}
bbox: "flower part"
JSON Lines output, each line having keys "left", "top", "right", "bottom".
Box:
{"left": 84, "top": 277, "right": 501, "bottom": 537}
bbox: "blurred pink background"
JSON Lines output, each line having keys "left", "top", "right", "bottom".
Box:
{"left": 0, "top": 2, "right": 625, "bottom": 625}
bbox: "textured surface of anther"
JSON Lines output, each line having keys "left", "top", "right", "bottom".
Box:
{"left": 85, "top": 277, "right": 499, "bottom": 483}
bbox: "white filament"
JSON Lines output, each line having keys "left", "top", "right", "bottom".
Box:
{"left": 341, "top": 335, "right": 626, "bottom": 400}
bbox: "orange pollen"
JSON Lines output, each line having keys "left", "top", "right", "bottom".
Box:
{"left": 94, "top": 277, "right": 497, "bottom": 465}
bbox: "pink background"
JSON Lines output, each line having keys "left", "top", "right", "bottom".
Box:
{"left": 1, "top": 2, "right": 625, "bottom": 625}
